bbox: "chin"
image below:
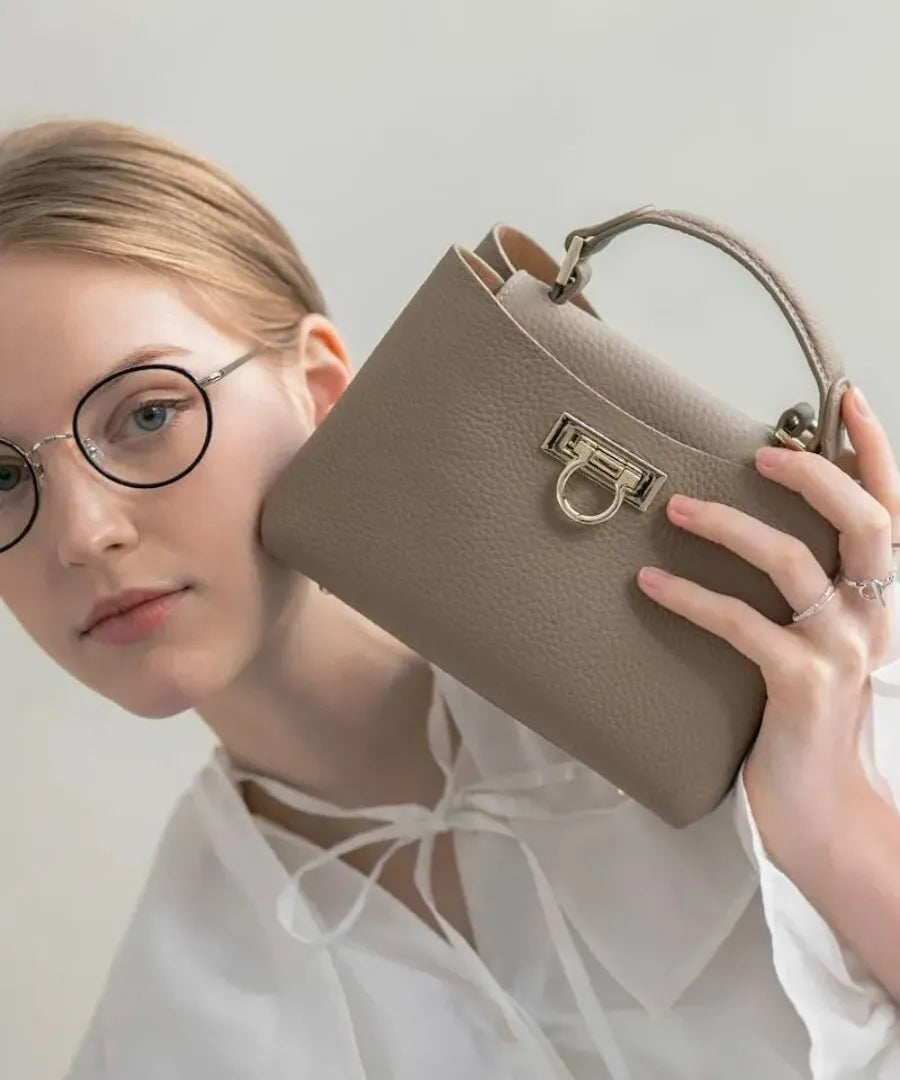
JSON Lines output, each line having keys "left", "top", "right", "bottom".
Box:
{"left": 109, "top": 670, "right": 203, "bottom": 719}
{"left": 120, "top": 696, "right": 196, "bottom": 721}
{"left": 102, "top": 644, "right": 238, "bottom": 719}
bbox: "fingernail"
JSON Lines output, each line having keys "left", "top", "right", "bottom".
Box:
{"left": 639, "top": 567, "right": 670, "bottom": 588}
{"left": 669, "top": 494, "right": 700, "bottom": 515}
{"left": 756, "top": 446, "right": 786, "bottom": 469}
{"left": 853, "top": 387, "right": 871, "bottom": 418}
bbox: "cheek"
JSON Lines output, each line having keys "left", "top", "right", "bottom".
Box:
{"left": 190, "top": 400, "right": 308, "bottom": 551}
{"left": 149, "top": 397, "right": 311, "bottom": 635}
{"left": 0, "top": 392, "right": 311, "bottom": 715}
{"left": 0, "top": 568, "right": 115, "bottom": 703}
{"left": 0, "top": 562, "right": 52, "bottom": 645}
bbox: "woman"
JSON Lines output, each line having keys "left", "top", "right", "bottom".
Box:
{"left": 2, "top": 118, "right": 899, "bottom": 1080}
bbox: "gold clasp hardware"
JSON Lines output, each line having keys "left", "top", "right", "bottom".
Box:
{"left": 771, "top": 401, "right": 818, "bottom": 451}
{"left": 541, "top": 413, "right": 668, "bottom": 526}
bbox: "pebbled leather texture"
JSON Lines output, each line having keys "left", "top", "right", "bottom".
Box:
{"left": 260, "top": 213, "right": 847, "bottom": 827}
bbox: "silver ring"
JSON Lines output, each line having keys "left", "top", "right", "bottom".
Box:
{"left": 792, "top": 565, "right": 897, "bottom": 624}
{"left": 792, "top": 584, "right": 838, "bottom": 624}
{"left": 838, "top": 567, "right": 896, "bottom": 609}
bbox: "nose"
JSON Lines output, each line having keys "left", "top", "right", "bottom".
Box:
{"left": 32, "top": 437, "right": 140, "bottom": 566}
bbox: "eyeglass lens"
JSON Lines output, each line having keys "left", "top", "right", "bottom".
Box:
{"left": 0, "top": 367, "right": 210, "bottom": 551}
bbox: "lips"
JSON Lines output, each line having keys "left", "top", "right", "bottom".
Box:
{"left": 82, "top": 587, "right": 186, "bottom": 635}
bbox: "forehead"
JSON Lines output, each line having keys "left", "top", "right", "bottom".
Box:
{"left": 0, "top": 249, "right": 222, "bottom": 435}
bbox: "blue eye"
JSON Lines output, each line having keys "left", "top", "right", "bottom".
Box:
{"left": 132, "top": 402, "right": 174, "bottom": 434}
{"left": 0, "top": 461, "right": 24, "bottom": 493}
{"left": 111, "top": 398, "right": 191, "bottom": 441}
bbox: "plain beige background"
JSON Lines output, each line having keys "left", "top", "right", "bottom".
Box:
{"left": 1, "top": 1, "right": 899, "bottom": 1076}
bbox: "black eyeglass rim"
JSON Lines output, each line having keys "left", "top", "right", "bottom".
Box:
{"left": 0, "top": 362, "right": 215, "bottom": 553}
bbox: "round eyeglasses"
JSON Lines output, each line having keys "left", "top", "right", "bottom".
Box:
{"left": 0, "top": 345, "right": 264, "bottom": 553}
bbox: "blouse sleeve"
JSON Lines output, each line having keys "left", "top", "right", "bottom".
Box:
{"left": 731, "top": 582, "right": 900, "bottom": 1080}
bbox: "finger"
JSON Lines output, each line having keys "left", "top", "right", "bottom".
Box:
{"left": 667, "top": 494, "right": 832, "bottom": 619}
{"left": 834, "top": 447, "right": 860, "bottom": 482}
{"left": 637, "top": 565, "right": 804, "bottom": 678}
{"left": 841, "top": 386, "right": 900, "bottom": 530}
{"left": 755, "top": 445, "right": 893, "bottom": 581}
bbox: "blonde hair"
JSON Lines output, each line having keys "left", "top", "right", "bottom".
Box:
{"left": 0, "top": 118, "right": 328, "bottom": 350}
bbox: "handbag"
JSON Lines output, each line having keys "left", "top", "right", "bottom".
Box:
{"left": 259, "top": 206, "right": 851, "bottom": 827}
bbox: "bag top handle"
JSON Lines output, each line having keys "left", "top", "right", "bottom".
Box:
{"left": 549, "top": 207, "right": 848, "bottom": 457}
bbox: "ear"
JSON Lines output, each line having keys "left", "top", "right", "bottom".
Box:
{"left": 295, "top": 313, "right": 353, "bottom": 428}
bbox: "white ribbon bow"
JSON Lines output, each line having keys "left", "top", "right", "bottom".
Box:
{"left": 233, "top": 696, "right": 634, "bottom": 1080}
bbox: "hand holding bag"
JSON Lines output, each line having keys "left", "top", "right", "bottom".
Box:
{"left": 259, "top": 207, "right": 851, "bottom": 826}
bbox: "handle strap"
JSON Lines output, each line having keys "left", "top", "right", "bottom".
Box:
{"left": 549, "top": 207, "right": 848, "bottom": 457}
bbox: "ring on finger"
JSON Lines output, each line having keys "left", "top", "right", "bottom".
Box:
{"left": 793, "top": 562, "right": 897, "bottom": 624}
{"left": 791, "top": 583, "right": 839, "bottom": 624}
{"left": 838, "top": 566, "right": 896, "bottom": 608}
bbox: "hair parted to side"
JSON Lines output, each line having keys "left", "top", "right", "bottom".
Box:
{"left": 0, "top": 118, "right": 328, "bottom": 351}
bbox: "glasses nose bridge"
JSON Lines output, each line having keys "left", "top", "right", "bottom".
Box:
{"left": 27, "top": 431, "right": 100, "bottom": 483}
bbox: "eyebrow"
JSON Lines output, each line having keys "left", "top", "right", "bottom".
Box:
{"left": 0, "top": 344, "right": 198, "bottom": 442}
{"left": 72, "top": 343, "right": 195, "bottom": 402}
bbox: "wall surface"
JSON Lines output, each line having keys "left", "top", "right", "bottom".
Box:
{"left": 0, "top": 2, "right": 897, "bottom": 1075}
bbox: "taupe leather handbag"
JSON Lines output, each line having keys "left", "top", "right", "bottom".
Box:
{"left": 260, "top": 207, "right": 851, "bottom": 827}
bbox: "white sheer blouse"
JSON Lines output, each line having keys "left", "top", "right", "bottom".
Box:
{"left": 66, "top": 589, "right": 900, "bottom": 1079}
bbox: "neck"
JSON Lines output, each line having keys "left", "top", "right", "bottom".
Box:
{"left": 196, "top": 583, "right": 447, "bottom": 811}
